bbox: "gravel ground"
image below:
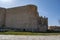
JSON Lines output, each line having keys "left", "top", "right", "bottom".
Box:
{"left": 0, "top": 35, "right": 60, "bottom": 40}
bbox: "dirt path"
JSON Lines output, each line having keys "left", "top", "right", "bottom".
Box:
{"left": 0, "top": 35, "right": 60, "bottom": 40}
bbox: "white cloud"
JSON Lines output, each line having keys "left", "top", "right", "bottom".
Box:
{"left": 0, "top": 0, "right": 13, "bottom": 3}
{"left": 40, "top": 10, "right": 48, "bottom": 14}
{"left": 38, "top": 10, "right": 48, "bottom": 17}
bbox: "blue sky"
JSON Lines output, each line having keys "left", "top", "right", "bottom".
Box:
{"left": 0, "top": 0, "right": 60, "bottom": 26}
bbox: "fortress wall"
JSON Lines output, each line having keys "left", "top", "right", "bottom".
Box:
{"left": 38, "top": 17, "right": 48, "bottom": 32}
{"left": 0, "top": 8, "right": 6, "bottom": 27}
{"left": 5, "top": 5, "right": 39, "bottom": 31}
{"left": 0, "top": 5, "right": 48, "bottom": 32}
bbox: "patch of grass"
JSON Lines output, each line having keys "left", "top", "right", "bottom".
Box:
{"left": 0, "top": 32, "right": 60, "bottom": 35}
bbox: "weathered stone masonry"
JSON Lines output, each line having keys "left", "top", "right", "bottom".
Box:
{"left": 0, "top": 5, "right": 48, "bottom": 32}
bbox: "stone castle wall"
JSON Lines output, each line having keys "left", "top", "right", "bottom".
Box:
{"left": 0, "top": 8, "right": 6, "bottom": 27}
{"left": 0, "top": 5, "right": 48, "bottom": 32}
{"left": 5, "top": 5, "right": 39, "bottom": 31}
